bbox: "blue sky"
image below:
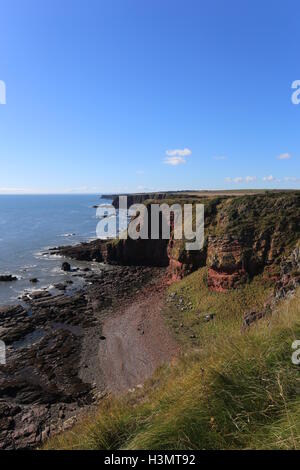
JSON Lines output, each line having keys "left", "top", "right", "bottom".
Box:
{"left": 0, "top": 0, "right": 299, "bottom": 194}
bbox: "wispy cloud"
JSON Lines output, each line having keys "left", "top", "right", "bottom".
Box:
{"left": 164, "top": 156, "right": 186, "bottom": 166}
{"left": 277, "top": 153, "right": 291, "bottom": 160}
{"left": 0, "top": 187, "right": 27, "bottom": 193}
{"left": 284, "top": 176, "right": 300, "bottom": 183}
{"left": 166, "top": 148, "right": 192, "bottom": 157}
{"left": 164, "top": 148, "right": 192, "bottom": 166}
{"left": 262, "top": 175, "right": 281, "bottom": 182}
{"left": 136, "top": 185, "right": 156, "bottom": 192}
{"left": 245, "top": 176, "right": 257, "bottom": 182}
{"left": 225, "top": 176, "right": 256, "bottom": 184}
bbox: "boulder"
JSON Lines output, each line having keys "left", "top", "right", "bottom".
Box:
{"left": 0, "top": 275, "right": 17, "bottom": 282}
{"left": 61, "top": 262, "right": 71, "bottom": 272}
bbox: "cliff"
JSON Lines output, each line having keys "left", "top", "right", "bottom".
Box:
{"left": 58, "top": 192, "right": 300, "bottom": 291}
{"left": 101, "top": 191, "right": 198, "bottom": 208}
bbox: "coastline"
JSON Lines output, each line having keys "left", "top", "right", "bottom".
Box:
{"left": 0, "top": 250, "right": 177, "bottom": 449}
{"left": 1, "top": 191, "right": 299, "bottom": 449}
{"left": 0, "top": 194, "right": 114, "bottom": 306}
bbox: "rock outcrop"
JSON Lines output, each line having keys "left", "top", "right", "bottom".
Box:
{"left": 243, "top": 245, "right": 300, "bottom": 328}
{"left": 61, "top": 262, "right": 71, "bottom": 272}
{"left": 206, "top": 236, "right": 248, "bottom": 291}
{"left": 0, "top": 275, "right": 17, "bottom": 282}
{"left": 273, "top": 245, "right": 300, "bottom": 302}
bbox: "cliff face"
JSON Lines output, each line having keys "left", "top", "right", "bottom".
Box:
{"left": 108, "top": 192, "right": 197, "bottom": 208}
{"left": 206, "top": 236, "right": 248, "bottom": 291}
{"left": 58, "top": 192, "right": 300, "bottom": 291}
{"left": 204, "top": 193, "right": 299, "bottom": 289}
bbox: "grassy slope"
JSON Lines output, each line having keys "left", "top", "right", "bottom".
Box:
{"left": 44, "top": 272, "right": 300, "bottom": 450}
{"left": 162, "top": 268, "right": 273, "bottom": 347}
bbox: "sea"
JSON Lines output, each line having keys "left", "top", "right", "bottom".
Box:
{"left": 0, "top": 194, "right": 113, "bottom": 305}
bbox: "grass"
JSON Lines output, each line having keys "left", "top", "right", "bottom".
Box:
{"left": 43, "top": 270, "right": 300, "bottom": 450}
{"left": 162, "top": 267, "right": 273, "bottom": 347}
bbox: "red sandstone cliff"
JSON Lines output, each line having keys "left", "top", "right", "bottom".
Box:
{"left": 57, "top": 192, "right": 300, "bottom": 292}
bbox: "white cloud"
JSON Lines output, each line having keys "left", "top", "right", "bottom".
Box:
{"left": 277, "top": 153, "right": 291, "bottom": 160}
{"left": 262, "top": 175, "right": 275, "bottom": 181}
{"left": 0, "top": 187, "right": 27, "bottom": 193}
{"left": 164, "top": 156, "right": 186, "bottom": 166}
{"left": 262, "top": 175, "right": 281, "bottom": 183}
{"left": 166, "top": 148, "right": 192, "bottom": 157}
{"left": 284, "top": 176, "right": 300, "bottom": 183}
{"left": 136, "top": 185, "right": 156, "bottom": 191}
{"left": 164, "top": 148, "right": 192, "bottom": 166}
{"left": 225, "top": 176, "right": 256, "bottom": 184}
{"left": 233, "top": 177, "right": 243, "bottom": 183}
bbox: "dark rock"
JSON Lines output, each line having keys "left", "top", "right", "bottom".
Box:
{"left": 30, "top": 278, "right": 39, "bottom": 284}
{"left": 52, "top": 241, "right": 105, "bottom": 263}
{"left": 61, "top": 262, "right": 71, "bottom": 272}
{"left": 243, "top": 310, "right": 267, "bottom": 328}
{"left": 27, "top": 290, "right": 51, "bottom": 300}
{"left": 54, "top": 283, "right": 67, "bottom": 291}
{"left": 0, "top": 275, "right": 17, "bottom": 282}
{"left": 204, "top": 313, "right": 215, "bottom": 322}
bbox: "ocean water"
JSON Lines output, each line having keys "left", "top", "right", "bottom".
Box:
{"left": 0, "top": 195, "right": 112, "bottom": 305}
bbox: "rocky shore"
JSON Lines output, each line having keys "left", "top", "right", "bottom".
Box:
{"left": 0, "top": 262, "right": 167, "bottom": 449}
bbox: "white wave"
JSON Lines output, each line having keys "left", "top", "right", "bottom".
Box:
{"left": 60, "top": 233, "right": 76, "bottom": 237}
